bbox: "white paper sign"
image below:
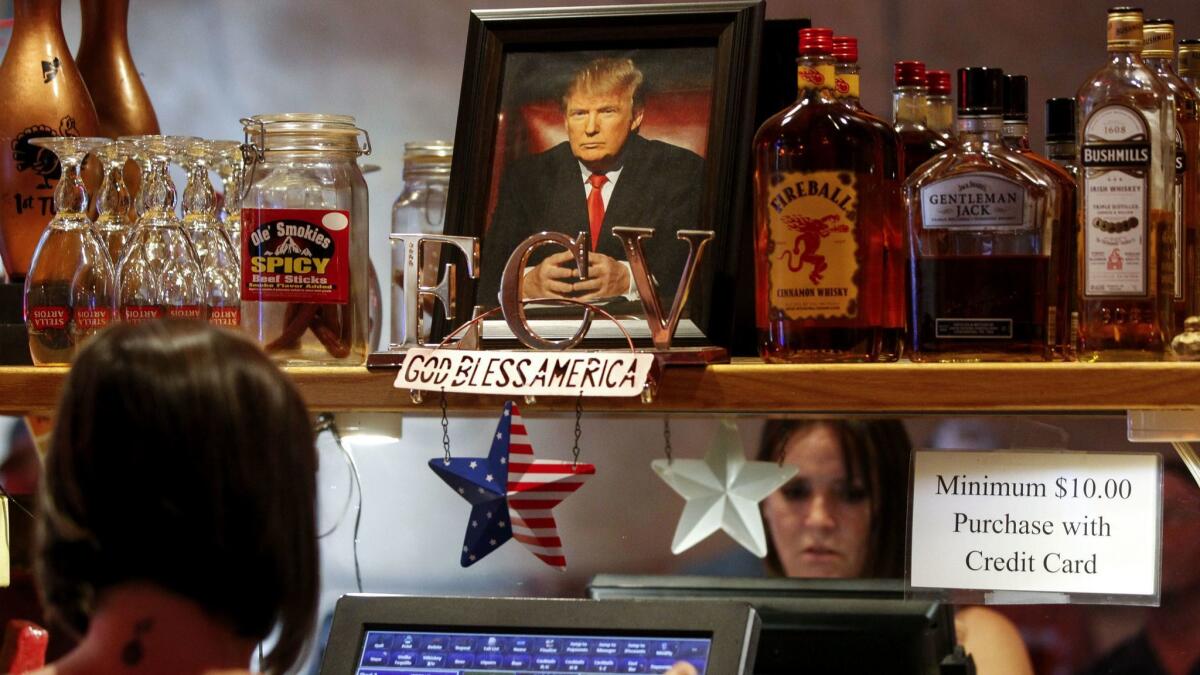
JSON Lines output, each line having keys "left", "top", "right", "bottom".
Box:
{"left": 394, "top": 348, "right": 655, "bottom": 397}
{"left": 910, "top": 450, "right": 1161, "bottom": 598}
{"left": 1, "top": 496, "right": 9, "bottom": 587}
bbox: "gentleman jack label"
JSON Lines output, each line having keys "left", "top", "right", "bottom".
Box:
{"left": 1081, "top": 105, "right": 1152, "bottom": 296}
{"left": 920, "top": 174, "right": 1028, "bottom": 230}
{"left": 241, "top": 208, "right": 351, "bottom": 304}
{"left": 766, "top": 171, "right": 859, "bottom": 320}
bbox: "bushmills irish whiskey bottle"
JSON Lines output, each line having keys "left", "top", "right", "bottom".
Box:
{"left": 1143, "top": 19, "right": 1199, "bottom": 329}
{"left": 1179, "top": 39, "right": 1200, "bottom": 93}
{"left": 1076, "top": 7, "right": 1176, "bottom": 360}
{"left": 753, "top": 28, "right": 904, "bottom": 362}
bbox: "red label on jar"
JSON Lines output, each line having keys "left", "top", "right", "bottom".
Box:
{"left": 28, "top": 306, "right": 69, "bottom": 330}
{"left": 241, "top": 208, "right": 350, "bottom": 304}
{"left": 123, "top": 305, "right": 164, "bottom": 324}
{"left": 209, "top": 306, "right": 241, "bottom": 327}
{"left": 75, "top": 307, "right": 112, "bottom": 330}
{"left": 167, "top": 305, "right": 204, "bottom": 320}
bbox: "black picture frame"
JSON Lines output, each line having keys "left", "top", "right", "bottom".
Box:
{"left": 439, "top": 1, "right": 764, "bottom": 349}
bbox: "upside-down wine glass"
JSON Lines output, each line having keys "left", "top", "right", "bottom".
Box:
{"left": 213, "top": 140, "right": 246, "bottom": 262}
{"left": 93, "top": 138, "right": 136, "bottom": 265}
{"left": 117, "top": 135, "right": 205, "bottom": 322}
{"left": 23, "top": 136, "right": 115, "bottom": 365}
{"left": 178, "top": 138, "right": 240, "bottom": 327}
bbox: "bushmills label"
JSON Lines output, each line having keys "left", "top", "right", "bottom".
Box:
{"left": 1082, "top": 105, "right": 1151, "bottom": 296}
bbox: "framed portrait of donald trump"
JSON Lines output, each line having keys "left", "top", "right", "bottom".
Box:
{"left": 441, "top": 1, "right": 763, "bottom": 349}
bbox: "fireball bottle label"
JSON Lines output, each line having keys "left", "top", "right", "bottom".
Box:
{"left": 241, "top": 208, "right": 350, "bottom": 304}
{"left": 766, "top": 171, "right": 859, "bottom": 319}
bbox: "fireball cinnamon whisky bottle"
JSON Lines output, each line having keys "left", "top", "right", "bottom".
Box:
{"left": 753, "top": 28, "right": 904, "bottom": 362}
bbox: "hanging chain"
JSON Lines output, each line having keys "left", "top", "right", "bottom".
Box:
{"left": 663, "top": 416, "right": 673, "bottom": 464}
{"left": 571, "top": 392, "right": 583, "bottom": 467}
{"left": 440, "top": 388, "right": 451, "bottom": 464}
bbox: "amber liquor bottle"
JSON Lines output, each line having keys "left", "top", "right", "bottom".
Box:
{"left": 753, "top": 28, "right": 904, "bottom": 362}
{"left": 893, "top": 61, "right": 950, "bottom": 178}
{"left": 832, "top": 37, "right": 898, "bottom": 135}
{"left": 1144, "top": 19, "right": 1200, "bottom": 330}
{"left": 906, "top": 68, "right": 1061, "bottom": 362}
{"left": 924, "top": 70, "right": 956, "bottom": 140}
{"left": 1002, "top": 75, "right": 1079, "bottom": 358}
{"left": 1179, "top": 39, "right": 1200, "bottom": 94}
{"left": 1076, "top": 7, "right": 1176, "bottom": 361}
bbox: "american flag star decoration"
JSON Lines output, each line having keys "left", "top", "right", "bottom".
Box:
{"left": 428, "top": 400, "right": 596, "bottom": 569}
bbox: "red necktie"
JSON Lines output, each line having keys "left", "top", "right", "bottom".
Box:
{"left": 587, "top": 173, "right": 608, "bottom": 251}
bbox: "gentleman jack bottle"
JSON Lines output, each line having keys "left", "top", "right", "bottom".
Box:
{"left": 906, "top": 68, "right": 1061, "bottom": 362}
{"left": 753, "top": 28, "right": 904, "bottom": 362}
{"left": 1076, "top": 7, "right": 1176, "bottom": 360}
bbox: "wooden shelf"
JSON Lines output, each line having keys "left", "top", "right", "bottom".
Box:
{"left": 3, "top": 360, "right": 1200, "bottom": 416}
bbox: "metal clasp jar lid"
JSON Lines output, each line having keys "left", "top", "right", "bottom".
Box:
{"left": 240, "top": 113, "right": 372, "bottom": 159}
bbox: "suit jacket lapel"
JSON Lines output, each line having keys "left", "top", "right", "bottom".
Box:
{"left": 546, "top": 142, "right": 590, "bottom": 238}
{"left": 603, "top": 134, "right": 647, "bottom": 230}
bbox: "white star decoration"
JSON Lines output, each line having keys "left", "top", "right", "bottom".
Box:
{"left": 652, "top": 418, "right": 798, "bottom": 558}
{"left": 469, "top": 461, "right": 478, "bottom": 469}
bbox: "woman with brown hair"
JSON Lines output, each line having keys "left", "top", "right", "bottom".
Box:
{"left": 758, "top": 419, "right": 1034, "bottom": 675}
{"left": 30, "top": 320, "right": 319, "bottom": 674}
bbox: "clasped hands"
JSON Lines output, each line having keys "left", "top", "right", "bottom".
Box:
{"left": 521, "top": 250, "right": 630, "bottom": 301}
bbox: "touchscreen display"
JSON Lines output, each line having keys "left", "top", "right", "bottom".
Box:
{"left": 355, "top": 629, "right": 713, "bottom": 674}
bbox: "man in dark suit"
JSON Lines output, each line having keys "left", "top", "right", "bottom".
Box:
{"left": 477, "top": 57, "right": 706, "bottom": 306}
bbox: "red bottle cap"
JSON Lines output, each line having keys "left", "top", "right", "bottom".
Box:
{"left": 832, "top": 36, "right": 858, "bottom": 63}
{"left": 894, "top": 60, "right": 926, "bottom": 87}
{"left": 798, "top": 27, "right": 834, "bottom": 55}
{"left": 926, "top": 69, "right": 951, "bottom": 95}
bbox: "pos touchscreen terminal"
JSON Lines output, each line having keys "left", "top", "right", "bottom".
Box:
{"left": 319, "top": 594, "right": 760, "bottom": 675}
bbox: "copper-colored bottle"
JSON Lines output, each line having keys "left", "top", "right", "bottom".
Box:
{"left": 0, "top": 0, "right": 101, "bottom": 281}
{"left": 76, "top": 0, "right": 158, "bottom": 215}
{"left": 75, "top": 0, "right": 159, "bottom": 139}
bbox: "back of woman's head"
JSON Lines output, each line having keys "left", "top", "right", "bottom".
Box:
{"left": 36, "top": 320, "right": 318, "bottom": 673}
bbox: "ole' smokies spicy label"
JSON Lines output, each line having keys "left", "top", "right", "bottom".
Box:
{"left": 241, "top": 208, "right": 350, "bottom": 304}
{"left": 75, "top": 307, "right": 112, "bottom": 330}
{"left": 765, "top": 171, "right": 860, "bottom": 320}
{"left": 208, "top": 306, "right": 240, "bottom": 327}
{"left": 27, "top": 306, "right": 68, "bottom": 330}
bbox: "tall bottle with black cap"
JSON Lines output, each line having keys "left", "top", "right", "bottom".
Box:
{"left": 1002, "top": 75, "right": 1079, "bottom": 359}
{"left": 752, "top": 27, "right": 905, "bottom": 362}
{"left": 1144, "top": 18, "right": 1199, "bottom": 329}
{"left": 1045, "top": 98, "right": 1080, "bottom": 175}
{"left": 1075, "top": 7, "right": 1175, "bottom": 360}
{"left": 904, "top": 67, "right": 1062, "bottom": 362}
